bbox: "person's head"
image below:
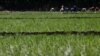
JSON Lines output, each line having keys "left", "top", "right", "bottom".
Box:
{"left": 61, "top": 5, "right": 64, "bottom": 7}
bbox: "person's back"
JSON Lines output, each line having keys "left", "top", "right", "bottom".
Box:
{"left": 71, "top": 5, "right": 78, "bottom": 12}
{"left": 65, "top": 7, "right": 69, "bottom": 11}
{"left": 88, "top": 6, "right": 95, "bottom": 11}
{"left": 82, "top": 8, "right": 87, "bottom": 12}
{"left": 50, "top": 7, "right": 55, "bottom": 11}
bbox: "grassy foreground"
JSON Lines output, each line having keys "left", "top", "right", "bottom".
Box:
{"left": 0, "top": 35, "right": 100, "bottom": 56}
{"left": 0, "top": 12, "right": 100, "bottom": 56}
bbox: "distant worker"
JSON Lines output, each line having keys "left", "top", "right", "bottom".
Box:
{"left": 71, "top": 7, "right": 74, "bottom": 12}
{"left": 88, "top": 6, "right": 95, "bottom": 11}
{"left": 89, "top": 6, "right": 99, "bottom": 13}
{"left": 71, "top": 5, "right": 78, "bottom": 12}
{"left": 95, "top": 7, "right": 99, "bottom": 11}
{"left": 60, "top": 5, "right": 64, "bottom": 12}
{"left": 50, "top": 7, "right": 55, "bottom": 11}
{"left": 82, "top": 8, "right": 87, "bottom": 12}
{"left": 65, "top": 7, "right": 69, "bottom": 12}
{"left": 95, "top": 7, "right": 99, "bottom": 13}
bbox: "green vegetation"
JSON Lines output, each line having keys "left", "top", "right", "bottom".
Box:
{"left": 0, "top": 12, "right": 100, "bottom": 19}
{"left": 0, "top": 35, "right": 100, "bottom": 56}
{"left": 0, "top": 12, "right": 100, "bottom": 32}
{"left": 0, "top": 19, "right": 100, "bottom": 32}
{"left": 0, "top": 12, "right": 100, "bottom": 56}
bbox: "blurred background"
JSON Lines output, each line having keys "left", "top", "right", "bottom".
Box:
{"left": 0, "top": 0, "right": 100, "bottom": 11}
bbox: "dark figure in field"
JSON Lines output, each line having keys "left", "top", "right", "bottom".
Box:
{"left": 94, "top": 7, "right": 99, "bottom": 13}
{"left": 88, "top": 6, "right": 95, "bottom": 11}
{"left": 65, "top": 7, "right": 69, "bottom": 12}
{"left": 81, "top": 8, "right": 87, "bottom": 12}
{"left": 50, "top": 7, "right": 55, "bottom": 11}
{"left": 71, "top": 5, "right": 78, "bottom": 12}
{"left": 95, "top": 7, "right": 99, "bottom": 11}
{"left": 88, "top": 6, "right": 99, "bottom": 13}
{"left": 60, "top": 5, "right": 64, "bottom": 12}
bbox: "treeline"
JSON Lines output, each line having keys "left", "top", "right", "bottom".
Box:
{"left": 0, "top": 0, "right": 100, "bottom": 11}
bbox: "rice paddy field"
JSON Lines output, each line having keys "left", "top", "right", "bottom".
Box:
{"left": 0, "top": 11, "right": 100, "bottom": 56}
